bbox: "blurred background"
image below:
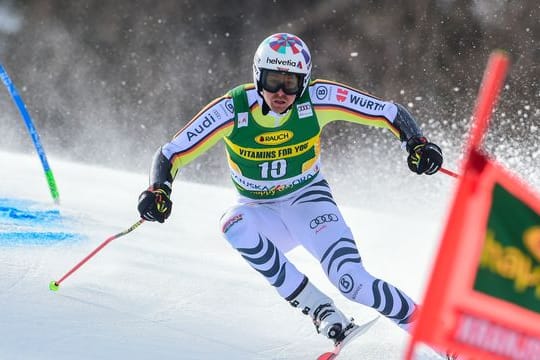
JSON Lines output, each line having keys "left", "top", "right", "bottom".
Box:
{"left": 0, "top": 0, "right": 538, "bottom": 206}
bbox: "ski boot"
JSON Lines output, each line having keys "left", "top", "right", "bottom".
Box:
{"left": 288, "top": 280, "right": 352, "bottom": 344}
{"left": 313, "top": 303, "right": 355, "bottom": 345}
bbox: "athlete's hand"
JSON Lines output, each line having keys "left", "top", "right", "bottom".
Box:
{"left": 137, "top": 183, "right": 172, "bottom": 223}
{"left": 406, "top": 137, "right": 443, "bottom": 175}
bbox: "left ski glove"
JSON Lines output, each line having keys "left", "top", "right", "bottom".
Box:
{"left": 406, "top": 136, "right": 443, "bottom": 175}
{"left": 137, "top": 183, "right": 172, "bottom": 223}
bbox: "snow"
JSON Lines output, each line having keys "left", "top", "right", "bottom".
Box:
{"left": 0, "top": 150, "right": 453, "bottom": 359}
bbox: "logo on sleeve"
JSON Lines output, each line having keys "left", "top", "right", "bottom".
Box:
{"left": 296, "top": 102, "right": 313, "bottom": 118}
{"left": 186, "top": 112, "right": 220, "bottom": 142}
{"left": 222, "top": 99, "right": 234, "bottom": 114}
{"left": 348, "top": 93, "right": 386, "bottom": 111}
{"left": 336, "top": 88, "right": 348, "bottom": 102}
{"left": 315, "top": 85, "right": 329, "bottom": 100}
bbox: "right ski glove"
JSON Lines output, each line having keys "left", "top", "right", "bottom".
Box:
{"left": 137, "top": 183, "right": 172, "bottom": 223}
{"left": 406, "top": 136, "right": 443, "bottom": 175}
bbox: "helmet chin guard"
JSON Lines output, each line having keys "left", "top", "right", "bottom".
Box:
{"left": 253, "top": 33, "right": 312, "bottom": 98}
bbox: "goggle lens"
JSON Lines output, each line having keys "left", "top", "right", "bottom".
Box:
{"left": 261, "top": 70, "right": 302, "bottom": 95}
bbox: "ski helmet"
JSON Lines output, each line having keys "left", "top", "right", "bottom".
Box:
{"left": 253, "top": 33, "right": 312, "bottom": 97}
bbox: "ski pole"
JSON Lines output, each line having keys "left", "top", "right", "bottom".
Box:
{"left": 49, "top": 219, "right": 145, "bottom": 291}
{"left": 440, "top": 166, "right": 459, "bottom": 178}
{"left": 0, "top": 64, "right": 60, "bottom": 204}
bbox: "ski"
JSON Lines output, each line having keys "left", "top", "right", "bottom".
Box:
{"left": 316, "top": 316, "right": 380, "bottom": 360}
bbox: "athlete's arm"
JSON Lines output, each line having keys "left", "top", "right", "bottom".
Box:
{"left": 149, "top": 94, "right": 236, "bottom": 186}
{"left": 308, "top": 79, "right": 423, "bottom": 143}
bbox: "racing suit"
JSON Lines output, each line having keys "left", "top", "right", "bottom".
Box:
{"left": 149, "top": 79, "right": 424, "bottom": 330}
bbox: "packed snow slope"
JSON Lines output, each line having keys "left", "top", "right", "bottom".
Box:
{"left": 0, "top": 150, "right": 454, "bottom": 359}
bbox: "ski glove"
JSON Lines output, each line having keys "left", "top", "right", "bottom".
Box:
{"left": 406, "top": 136, "right": 443, "bottom": 175}
{"left": 137, "top": 183, "right": 172, "bottom": 223}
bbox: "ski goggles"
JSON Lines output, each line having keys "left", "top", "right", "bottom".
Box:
{"left": 260, "top": 70, "right": 303, "bottom": 95}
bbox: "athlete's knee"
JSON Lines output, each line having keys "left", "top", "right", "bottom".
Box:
{"left": 220, "top": 206, "right": 259, "bottom": 248}
{"left": 221, "top": 206, "right": 244, "bottom": 233}
{"left": 320, "top": 235, "right": 360, "bottom": 275}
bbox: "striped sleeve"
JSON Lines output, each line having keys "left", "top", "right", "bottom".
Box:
{"left": 308, "top": 79, "right": 400, "bottom": 138}
{"left": 162, "top": 94, "right": 236, "bottom": 176}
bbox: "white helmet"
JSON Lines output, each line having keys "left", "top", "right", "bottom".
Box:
{"left": 253, "top": 33, "right": 312, "bottom": 97}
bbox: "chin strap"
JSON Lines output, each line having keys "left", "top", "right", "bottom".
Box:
{"left": 262, "top": 99, "right": 270, "bottom": 115}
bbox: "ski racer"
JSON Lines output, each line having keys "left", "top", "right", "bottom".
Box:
{"left": 137, "top": 32, "right": 448, "bottom": 354}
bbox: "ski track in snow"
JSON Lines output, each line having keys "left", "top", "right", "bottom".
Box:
{"left": 0, "top": 150, "right": 455, "bottom": 359}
